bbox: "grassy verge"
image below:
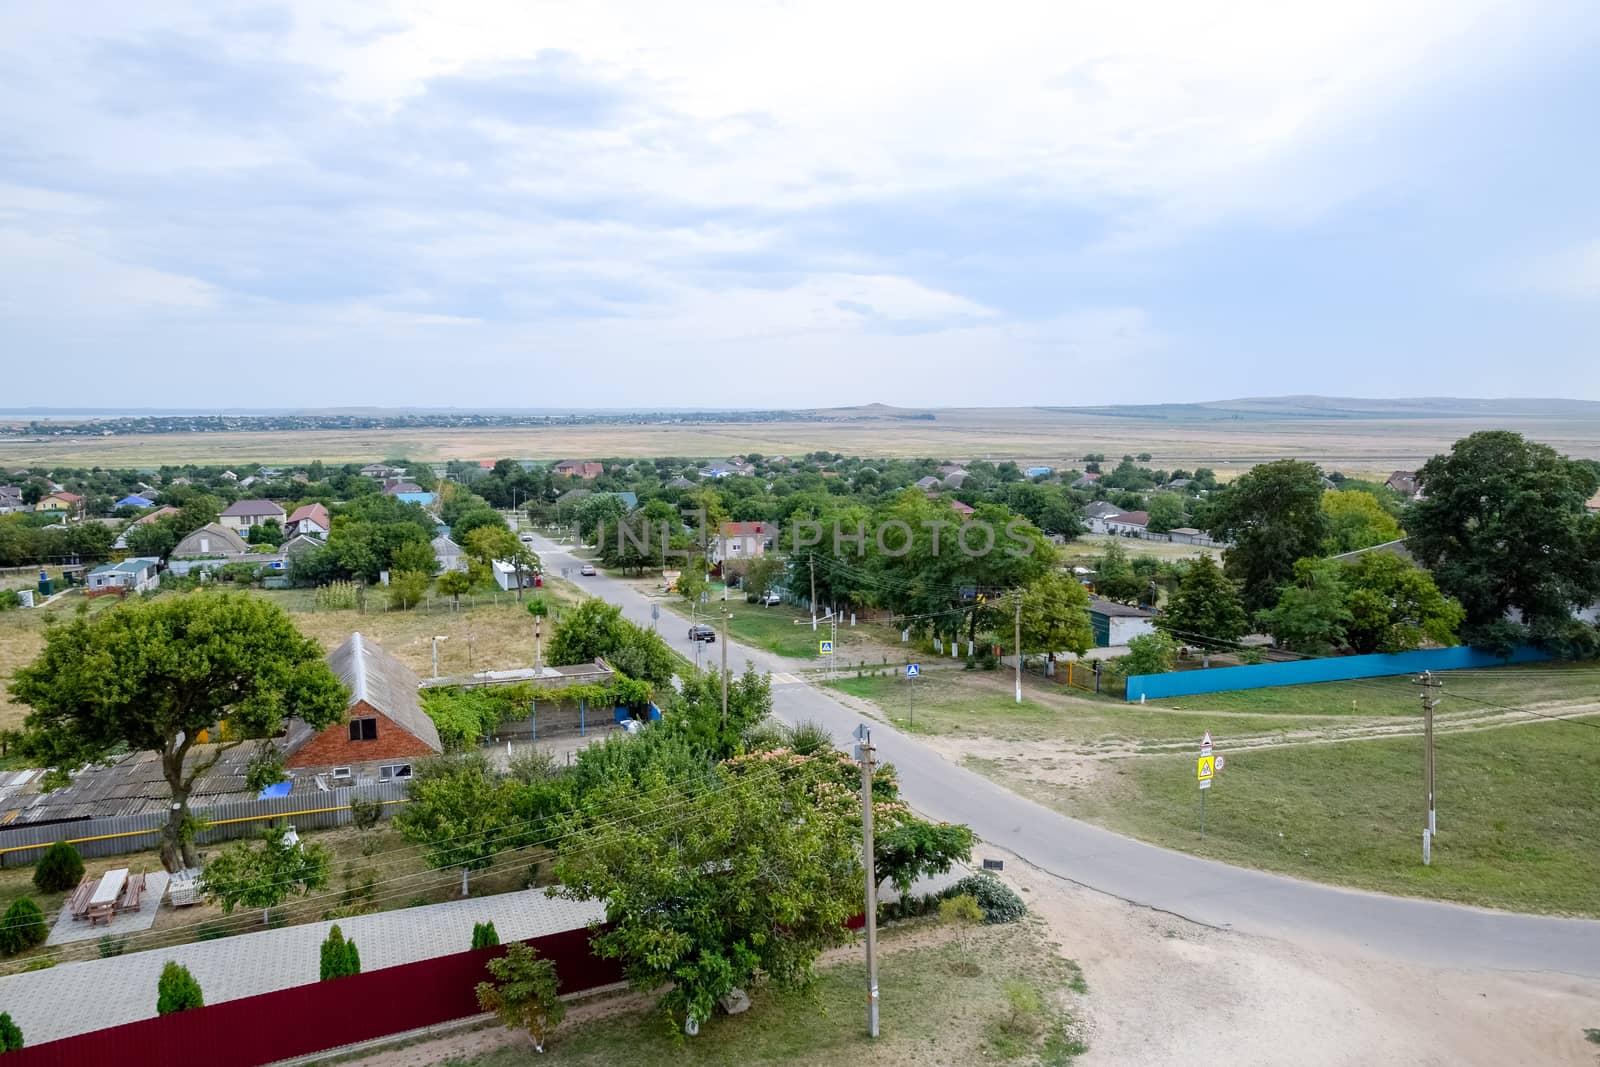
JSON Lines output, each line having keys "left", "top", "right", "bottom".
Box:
{"left": 976, "top": 714, "right": 1600, "bottom": 915}
{"left": 1149, "top": 662, "right": 1600, "bottom": 718}
{"left": 410, "top": 919, "right": 1086, "bottom": 1066}
{"left": 663, "top": 600, "right": 824, "bottom": 660}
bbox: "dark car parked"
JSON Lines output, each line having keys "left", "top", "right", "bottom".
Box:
{"left": 688, "top": 623, "right": 716, "bottom": 643}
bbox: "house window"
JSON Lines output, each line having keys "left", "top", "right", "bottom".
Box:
{"left": 379, "top": 764, "right": 413, "bottom": 781}
{"left": 348, "top": 717, "right": 378, "bottom": 741}
{"left": 331, "top": 766, "right": 352, "bottom": 779}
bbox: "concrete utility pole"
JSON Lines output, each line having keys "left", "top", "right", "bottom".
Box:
{"left": 720, "top": 595, "right": 730, "bottom": 732}
{"left": 858, "top": 728, "right": 880, "bottom": 1038}
{"left": 810, "top": 553, "right": 818, "bottom": 630}
{"left": 1416, "top": 670, "right": 1442, "bottom": 864}
{"left": 1014, "top": 589, "right": 1023, "bottom": 705}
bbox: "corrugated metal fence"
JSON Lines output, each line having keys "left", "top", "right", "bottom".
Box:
{"left": 1124, "top": 644, "right": 1554, "bottom": 702}
{"left": 0, "top": 781, "right": 411, "bottom": 866}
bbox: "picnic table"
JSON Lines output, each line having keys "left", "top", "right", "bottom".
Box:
{"left": 86, "top": 868, "right": 128, "bottom": 926}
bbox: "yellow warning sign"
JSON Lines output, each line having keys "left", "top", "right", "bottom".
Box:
{"left": 1197, "top": 755, "right": 1215, "bottom": 781}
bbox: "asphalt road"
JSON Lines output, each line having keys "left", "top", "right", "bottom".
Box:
{"left": 533, "top": 533, "right": 1600, "bottom": 977}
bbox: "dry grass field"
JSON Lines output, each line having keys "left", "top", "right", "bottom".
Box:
{"left": 6, "top": 407, "right": 1600, "bottom": 475}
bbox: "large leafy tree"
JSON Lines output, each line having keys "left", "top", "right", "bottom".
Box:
{"left": 554, "top": 751, "right": 864, "bottom": 1033}
{"left": 1256, "top": 558, "right": 1353, "bottom": 654}
{"left": 1321, "top": 489, "right": 1403, "bottom": 555}
{"left": 1145, "top": 492, "right": 1186, "bottom": 535}
{"left": 1343, "top": 553, "right": 1463, "bottom": 654}
{"left": 1206, "top": 460, "right": 1331, "bottom": 613}
{"left": 1017, "top": 570, "right": 1094, "bottom": 656}
{"left": 1157, "top": 554, "right": 1248, "bottom": 650}
{"left": 12, "top": 593, "right": 346, "bottom": 871}
{"left": 1407, "top": 431, "right": 1600, "bottom": 647}
{"left": 547, "top": 597, "right": 676, "bottom": 689}
{"left": 393, "top": 754, "right": 515, "bottom": 897}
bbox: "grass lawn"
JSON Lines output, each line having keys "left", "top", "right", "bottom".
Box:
{"left": 664, "top": 599, "right": 825, "bottom": 660}
{"left": 1152, "top": 662, "right": 1600, "bottom": 718}
{"left": 977, "top": 714, "right": 1600, "bottom": 915}
{"left": 827, "top": 671, "right": 1330, "bottom": 748}
{"left": 413, "top": 919, "right": 1086, "bottom": 1066}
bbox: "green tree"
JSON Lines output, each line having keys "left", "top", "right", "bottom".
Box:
{"left": 1343, "top": 553, "right": 1464, "bottom": 654}
{"left": 874, "top": 821, "right": 975, "bottom": 897}
{"left": 11, "top": 593, "right": 346, "bottom": 871}
{"left": 1145, "top": 493, "right": 1186, "bottom": 535}
{"left": 0, "top": 898, "right": 46, "bottom": 956}
{"left": 1157, "top": 554, "right": 1248, "bottom": 651}
{"left": 32, "top": 840, "right": 84, "bottom": 893}
{"left": 320, "top": 924, "right": 361, "bottom": 979}
{"left": 1094, "top": 540, "right": 1142, "bottom": 604}
{"left": 200, "top": 824, "right": 333, "bottom": 925}
{"left": 476, "top": 941, "right": 566, "bottom": 1054}
{"left": 389, "top": 538, "right": 438, "bottom": 577}
{"left": 465, "top": 526, "right": 539, "bottom": 598}
{"left": 1321, "top": 489, "right": 1403, "bottom": 555}
{"left": 675, "top": 565, "right": 709, "bottom": 608}
{"left": 156, "top": 961, "right": 204, "bottom": 1015}
{"left": 386, "top": 569, "right": 430, "bottom": 610}
{"left": 554, "top": 752, "right": 860, "bottom": 1033}
{"left": 246, "top": 518, "right": 284, "bottom": 547}
{"left": 743, "top": 555, "right": 785, "bottom": 598}
{"left": 547, "top": 598, "right": 676, "bottom": 689}
{"left": 1017, "top": 571, "right": 1093, "bottom": 656}
{"left": 1407, "top": 431, "right": 1600, "bottom": 648}
{"left": 669, "top": 663, "right": 772, "bottom": 761}
{"left": 124, "top": 516, "right": 184, "bottom": 559}
{"left": 393, "top": 754, "right": 509, "bottom": 897}
{"left": 1206, "top": 460, "right": 1331, "bottom": 613}
{"left": 176, "top": 494, "right": 223, "bottom": 533}
{"left": 436, "top": 568, "right": 473, "bottom": 607}
{"left": 472, "top": 920, "right": 501, "bottom": 949}
{"left": 1117, "top": 631, "right": 1177, "bottom": 676}
{"left": 1256, "top": 558, "right": 1352, "bottom": 654}
{"left": 0, "top": 1011, "right": 21, "bottom": 1052}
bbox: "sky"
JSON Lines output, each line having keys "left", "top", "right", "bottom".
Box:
{"left": 2, "top": 1, "right": 1599, "bottom": 409}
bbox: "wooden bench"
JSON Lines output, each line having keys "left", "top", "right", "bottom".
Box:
{"left": 118, "top": 870, "right": 146, "bottom": 913}
{"left": 68, "top": 875, "right": 97, "bottom": 922}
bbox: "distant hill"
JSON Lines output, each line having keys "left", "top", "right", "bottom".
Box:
{"left": 813, "top": 397, "right": 1600, "bottom": 423}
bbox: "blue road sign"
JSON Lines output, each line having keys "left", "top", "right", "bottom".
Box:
{"left": 906, "top": 663, "right": 920, "bottom": 678}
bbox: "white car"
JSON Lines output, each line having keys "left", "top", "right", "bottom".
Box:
{"left": 580, "top": 563, "right": 597, "bottom": 576}
{"left": 519, "top": 533, "right": 535, "bottom": 544}
{"left": 759, "top": 592, "right": 782, "bottom": 606}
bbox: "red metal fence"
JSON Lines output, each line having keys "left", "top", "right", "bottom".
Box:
{"left": 7, "top": 926, "right": 624, "bottom": 1067}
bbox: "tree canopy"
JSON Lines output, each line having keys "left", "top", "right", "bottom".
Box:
{"left": 1206, "top": 460, "right": 1331, "bottom": 613}
{"left": 1157, "top": 554, "right": 1248, "bottom": 649}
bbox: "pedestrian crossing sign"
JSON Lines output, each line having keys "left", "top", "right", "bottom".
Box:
{"left": 906, "top": 663, "right": 920, "bottom": 678}
{"left": 819, "top": 640, "right": 834, "bottom": 655}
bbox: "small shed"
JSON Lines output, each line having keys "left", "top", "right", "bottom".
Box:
{"left": 1088, "top": 600, "right": 1156, "bottom": 648}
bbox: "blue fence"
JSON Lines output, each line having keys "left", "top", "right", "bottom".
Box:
{"left": 1124, "top": 645, "right": 1553, "bottom": 702}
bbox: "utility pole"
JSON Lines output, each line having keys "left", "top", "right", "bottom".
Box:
{"left": 1415, "top": 670, "right": 1442, "bottom": 864}
{"left": 810, "top": 553, "right": 818, "bottom": 630}
{"left": 720, "top": 595, "right": 730, "bottom": 733}
{"left": 1014, "top": 589, "right": 1023, "bottom": 705}
{"left": 858, "top": 727, "right": 880, "bottom": 1038}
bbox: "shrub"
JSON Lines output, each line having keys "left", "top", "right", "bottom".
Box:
{"left": 320, "top": 924, "right": 361, "bottom": 979}
{"left": 786, "top": 720, "right": 834, "bottom": 756}
{"left": 314, "top": 581, "right": 359, "bottom": 611}
{"left": 32, "top": 840, "right": 85, "bottom": 893}
{"left": 0, "top": 590, "right": 20, "bottom": 612}
{"left": 98, "top": 934, "right": 129, "bottom": 958}
{"left": 939, "top": 894, "right": 983, "bottom": 924}
{"left": 348, "top": 796, "right": 384, "bottom": 833}
{"left": 0, "top": 898, "right": 48, "bottom": 956}
{"left": 472, "top": 920, "right": 500, "bottom": 949}
{"left": 0, "top": 1011, "right": 21, "bottom": 1052}
{"left": 156, "top": 961, "right": 204, "bottom": 1014}
{"left": 942, "top": 874, "right": 1026, "bottom": 925}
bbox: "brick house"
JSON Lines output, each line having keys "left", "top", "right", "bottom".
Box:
{"left": 553, "top": 460, "right": 604, "bottom": 480}
{"left": 284, "top": 632, "right": 442, "bottom": 784}
{"left": 711, "top": 521, "right": 775, "bottom": 564}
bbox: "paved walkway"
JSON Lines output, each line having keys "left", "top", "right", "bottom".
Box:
{"left": 0, "top": 888, "right": 604, "bottom": 1045}
{"left": 46, "top": 872, "right": 170, "bottom": 946}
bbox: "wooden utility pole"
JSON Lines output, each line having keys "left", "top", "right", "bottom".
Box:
{"left": 1416, "top": 670, "right": 1442, "bottom": 863}
{"left": 720, "top": 597, "right": 730, "bottom": 732}
{"left": 1014, "top": 589, "right": 1023, "bottom": 705}
{"left": 858, "top": 728, "right": 880, "bottom": 1038}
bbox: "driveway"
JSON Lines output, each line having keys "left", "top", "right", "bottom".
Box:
{"left": 531, "top": 532, "right": 1600, "bottom": 978}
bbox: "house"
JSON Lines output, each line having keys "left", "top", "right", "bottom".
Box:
{"left": 1071, "top": 473, "right": 1100, "bottom": 490}
{"left": 167, "top": 523, "right": 287, "bottom": 577}
{"left": 553, "top": 460, "right": 604, "bottom": 480}
{"left": 283, "top": 633, "right": 442, "bottom": 783}
{"left": 1083, "top": 501, "right": 1122, "bottom": 523}
{"left": 698, "top": 461, "right": 754, "bottom": 479}
{"left": 359, "top": 463, "right": 403, "bottom": 479}
{"left": 596, "top": 491, "right": 638, "bottom": 510}
{"left": 238, "top": 476, "right": 259, "bottom": 490}
{"left": 114, "top": 494, "right": 155, "bottom": 509}
{"left": 34, "top": 491, "right": 84, "bottom": 518}
{"left": 950, "top": 500, "right": 975, "bottom": 517}
{"left": 1088, "top": 600, "right": 1157, "bottom": 648}
{"left": 1103, "top": 510, "right": 1150, "bottom": 536}
{"left": 0, "top": 486, "right": 26, "bottom": 514}
{"left": 712, "top": 521, "right": 774, "bottom": 564}
{"left": 280, "top": 534, "right": 324, "bottom": 562}
{"left": 941, "top": 471, "right": 971, "bottom": 489}
{"left": 1385, "top": 471, "right": 1422, "bottom": 500}
{"left": 665, "top": 476, "right": 695, "bottom": 490}
{"left": 1586, "top": 491, "right": 1600, "bottom": 514}
{"left": 936, "top": 464, "right": 966, "bottom": 476}
{"left": 113, "top": 505, "right": 179, "bottom": 549}
{"left": 84, "top": 557, "right": 161, "bottom": 597}
{"left": 1166, "top": 478, "right": 1192, "bottom": 491}
{"left": 393, "top": 492, "right": 437, "bottom": 509}
{"left": 382, "top": 479, "right": 425, "bottom": 495}
{"left": 1024, "top": 466, "right": 1053, "bottom": 479}
{"left": 432, "top": 534, "right": 466, "bottom": 573}
{"left": 491, "top": 558, "right": 539, "bottom": 591}
{"left": 219, "top": 499, "right": 286, "bottom": 531}
{"left": 914, "top": 476, "right": 941, "bottom": 491}
{"left": 284, "top": 502, "right": 331, "bottom": 539}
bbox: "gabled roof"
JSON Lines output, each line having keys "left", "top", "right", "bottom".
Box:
{"left": 172, "top": 522, "right": 250, "bottom": 556}
{"left": 719, "top": 521, "right": 772, "bottom": 537}
{"left": 42, "top": 491, "right": 83, "bottom": 503}
{"left": 287, "top": 502, "right": 330, "bottom": 527}
{"left": 1109, "top": 510, "right": 1150, "bottom": 527}
{"left": 220, "top": 499, "right": 286, "bottom": 518}
{"left": 1088, "top": 599, "right": 1154, "bottom": 618}
{"left": 322, "top": 633, "right": 441, "bottom": 754}
{"left": 950, "top": 500, "right": 975, "bottom": 515}
{"left": 1084, "top": 501, "right": 1122, "bottom": 520}
{"left": 115, "top": 494, "right": 155, "bottom": 508}
{"left": 127, "top": 506, "right": 179, "bottom": 528}
{"left": 432, "top": 534, "right": 462, "bottom": 556}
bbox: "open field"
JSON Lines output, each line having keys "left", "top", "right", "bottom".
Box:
{"left": 348, "top": 917, "right": 1087, "bottom": 1067}
{"left": 833, "top": 666, "right": 1600, "bottom": 915}
{"left": 7, "top": 406, "right": 1600, "bottom": 473}
{"left": 1065, "top": 534, "right": 1212, "bottom": 563}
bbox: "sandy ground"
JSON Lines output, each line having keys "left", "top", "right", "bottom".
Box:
{"left": 993, "top": 847, "right": 1600, "bottom": 1067}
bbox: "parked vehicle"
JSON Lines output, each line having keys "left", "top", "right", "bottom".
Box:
{"left": 688, "top": 623, "right": 717, "bottom": 643}
{"left": 580, "top": 563, "right": 597, "bottom": 576}
{"left": 759, "top": 592, "right": 781, "bottom": 606}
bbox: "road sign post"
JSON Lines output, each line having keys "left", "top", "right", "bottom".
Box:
{"left": 1197, "top": 732, "right": 1216, "bottom": 835}
{"left": 905, "top": 663, "right": 919, "bottom": 728}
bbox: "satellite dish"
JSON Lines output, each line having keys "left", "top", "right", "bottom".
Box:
{"left": 685, "top": 1015, "right": 700, "bottom": 1036}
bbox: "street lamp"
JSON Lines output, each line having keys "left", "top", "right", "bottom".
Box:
{"left": 431, "top": 634, "right": 449, "bottom": 679}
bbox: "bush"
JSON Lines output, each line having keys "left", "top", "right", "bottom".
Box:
{"left": 942, "top": 874, "right": 1026, "bottom": 925}
{"left": 320, "top": 924, "right": 361, "bottom": 980}
{"left": 0, "top": 589, "right": 21, "bottom": 612}
{"left": 314, "top": 581, "right": 359, "bottom": 611}
{"left": 32, "top": 840, "right": 85, "bottom": 893}
{"left": 156, "top": 961, "right": 204, "bottom": 1014}
{"left": 939, "top": 893, "right": 983, "bottom": 924}
{"left": 0, "top": 898, "right": 48, "bottom": 956}
{"left": 786, "top": 720, "right": 834, "bottom": 756}
{"left": 98, "top": 934, "right": 129, "bottom": 958}
{"left": 472, "top": 920, "right": 501, "bottom": 949}
{"left": 0, "top": 1011, "right": 21, "bottom": 1051}
{"left": 348, "top": 796, "right": 384, "bottom": 833}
